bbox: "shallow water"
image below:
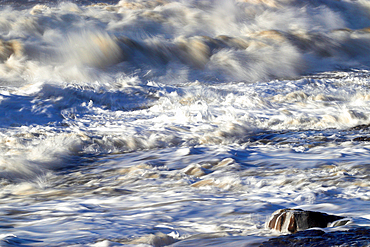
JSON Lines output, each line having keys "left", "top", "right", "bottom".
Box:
{"left": 1, "top": 0, "right": 370, "bottom": 246}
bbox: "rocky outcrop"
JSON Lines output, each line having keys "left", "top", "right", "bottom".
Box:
{"left": 260, "top": 227, "right": 370, "bottom": 247}
{"left": 266, "top": 208, "right": 349, "bottom": 233}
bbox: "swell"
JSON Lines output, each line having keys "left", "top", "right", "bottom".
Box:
{"left": 0, "top": 0, "right": 370, "bottom": 84}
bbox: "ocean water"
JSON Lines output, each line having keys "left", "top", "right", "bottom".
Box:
{"left": 1, "top": 0, "right": 370, "bottom": 246}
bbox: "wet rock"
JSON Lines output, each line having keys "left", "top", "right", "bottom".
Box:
{"left": 267, "top": 208, "right": 347, "bottom": 233}
{"left": 260, "top": 227, "right": 370, "bottom": 247}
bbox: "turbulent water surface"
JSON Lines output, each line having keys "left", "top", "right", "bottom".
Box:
{"left": 1, "top": 0, "right": 370, "bottom": 246}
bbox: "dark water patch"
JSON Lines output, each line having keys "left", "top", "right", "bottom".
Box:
{"left": 352, "top": 136, "right": 370, "bottom": 142}
{"left": 350, "top": 124, "right": 370, "bottom": 131}
{"left": 260, "top": 227, "right": 370, "bottom": 247}
{"left": 250, "top": 126, "right": 370, "bottom": 148}
{"left": 251, "top": 129, "right": 343, "bottom": 147}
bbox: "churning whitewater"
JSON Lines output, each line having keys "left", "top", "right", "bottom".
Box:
{"left": 1, "top": 0, "right": 370, "bottom": 246}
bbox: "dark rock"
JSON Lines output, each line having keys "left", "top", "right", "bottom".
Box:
{"left": 267, "top": 208, "right": 347, "bottom": 233}
{"left": 260, "top": 227, "right": 370, "bottom": 247}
